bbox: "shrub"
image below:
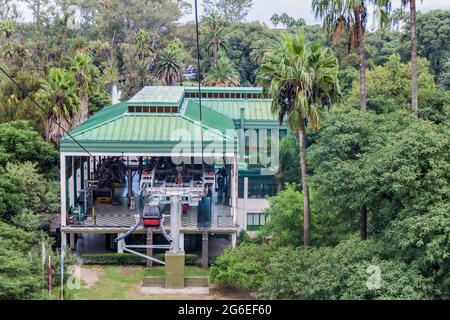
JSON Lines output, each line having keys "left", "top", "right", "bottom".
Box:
{"left": 153, "top": 253, "right": 199, "bottom": 266}
{"left": 80, "top": 253, "right": 144, "bottom": 265}
{"left": 259, "top": 238, "right": 433, "bottom": 300}
{"left": 210, "top": 244, "right": 275, "bottom": 291}
{"left": 80, "top": 253, "right": 199, "bottom": 266}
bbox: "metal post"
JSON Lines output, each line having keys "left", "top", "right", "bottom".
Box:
{"left": 201, "top": 231, "right": 208, "bottom": 268}
{"left": 127, "top": 168, "right": 133, "bottom": 199}
{"left": 60, "top": 154, "right": 66, "bottom": 227}
{"left": 170, "top": 195, "right": 181, "bottom": 254}
{"left": 69, "top": 233, "right": 75, "bottom": 250}
{"left": 146, "top": 229, "right": 153, "bottom": 267}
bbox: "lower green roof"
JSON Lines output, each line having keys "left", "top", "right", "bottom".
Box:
{"left": 61, "top": 108, "right": 236, "bottom": 154}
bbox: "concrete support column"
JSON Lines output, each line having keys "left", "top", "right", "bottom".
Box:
{"left": 179, "top": 232, "right": 184, "bottom": 252}
{"left": 69, "top": 233, "right": 75, "bottom": 250}
{"left": 232, "top": 156, "right": 239, "bottom": 225}
{"left": 170, "top": 195, "right": 181, "bottom": 254}
{"left": 201, "top": 231, "right": 209, "bottom": 268}
{"left": 231, "top": 232, "right": 237, "bottom": 248}
{"left": 117, "top": 233, "right": 124, "bottom": 253}
{"left": 146, "top": 229, "right": 153, "bottom": 267}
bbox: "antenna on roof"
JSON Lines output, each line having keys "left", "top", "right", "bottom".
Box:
{"left": 194, "top": 0, "right": 204, "bottom": 166}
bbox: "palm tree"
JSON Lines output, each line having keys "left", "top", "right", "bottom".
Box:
{"left": 203, "top": 13, "right": 228, "bottom": 63}
{"left": 401, "top": 0, "right": 420, "bottom": 118}
{"left": 250, "top": 39, "right": 275, "bottom": 65}
{"left": 36, "top": 68, "right": 80, "bottom": 146}
{"left": 153, "top": 49, "right": 182, "bottom": 86}
{"left": 312, "top": 0, "right": 390, "bottom": 112}
{"left": 68, "top": 52, "right": 100, "bottom": 124}
{"left": 313, "top": 0, "right": 390, "bottom": 240}
{"left": 270, "top": 13, "right": 281, "bottom": 29}
{"left": 257, "top": 31, "right": 340, "bottom": 247}
{"left": 390, "top": 8, "right": 408, "bottom": 31}
{"left": 0, "top": 20, "right": 14, "bottom": 39}
{"left": 203, "top": 55, "right": 241, "bottom": 87}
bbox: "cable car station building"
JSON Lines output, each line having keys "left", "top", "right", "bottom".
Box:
{"left": 60, "top": 86, "right": 286, "bottom": 266}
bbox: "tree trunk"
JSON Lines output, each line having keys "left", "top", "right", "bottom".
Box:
{"left": 355, "top": 9, "right": 368, "bottom": 239}
{"left": 410, "top": 0, "right": 419, "bottom": 118}
{"left": 80, "top": 94, "right": 89, "bottom": 124}
{"left": 298, "top": 121, "right": 311, "bottom": 247}
{"left": 360, "top": 205, "right": 367, "bottom": 240}
{"left": 355, "top": 9, "right": 367, "bottom": 112}
{"left": 45, "top": 115, "right": 71, "bottom": 147}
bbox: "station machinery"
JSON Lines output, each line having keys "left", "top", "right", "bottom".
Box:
{"left": 115, "top": 157, "right": 217, "bottom": 265}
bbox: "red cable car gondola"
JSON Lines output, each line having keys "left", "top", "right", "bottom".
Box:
{"left": 142, "top": 205, "right": 161, "bottom": 227}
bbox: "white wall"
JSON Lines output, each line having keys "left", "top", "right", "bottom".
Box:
{"left": 236, "top": 198, "right": 270, "bottom": 237}
{"left": 235, "top": 177, "right": 271, "bottom": 237}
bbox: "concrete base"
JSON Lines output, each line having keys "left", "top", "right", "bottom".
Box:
{"left": 143, "top": 276, "right": 209, "bottom": 288}
{"left": 141, "top": 287, "right": 209, "bottom": 295}
{"left": 165, "top": 252, "right": 185, "bottom": 289}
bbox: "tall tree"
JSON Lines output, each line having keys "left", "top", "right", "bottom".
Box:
{"left": 202, "top": 13, "right": 228, "bottom": 64}
{"left": 258, "top": 31, "right": 340, "bottom": 247}
{"left": 36, "top": 68, "right": 80, "bottom": 146}
{"left": 203, "top": 0, "right": 253, "bottom": 23}
{"left": 313, "top": 0, "right": 390, "bottom": 240}
{"left": 153, "top": 48, "right": 183, "bottom": 86}
{"left": 270, "top": 13, "right": 280, "bottom": 29}
{"left": 68, "top": 51, "right": 100, "bottom": 124}
{"left": 312, "top": 0, "right": 390, "bottom": 112}
{"left": 402, "top": 0, "right": 419, "bottom": 118}
{"left": 203, "top": 55, "right": 241, "bottom": 87}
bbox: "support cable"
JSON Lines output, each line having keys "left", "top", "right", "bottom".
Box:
{"left": 194, "top": 0, "right": 204, "bottom": 166}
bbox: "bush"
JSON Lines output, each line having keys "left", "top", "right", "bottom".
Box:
{"left": 80, "top": 253, "right": 199, "bottom": 266}
{"left": 259, "top": 238, "right": 434, "bottom": 300}
{"left": 153, "top": 253, "right": 199, "bottom": 266}
{"left": 80, "top": 253, "right": 144, "bottom": 265}
{"left": 210, "top": 244, "right": 275, "bottom": 291}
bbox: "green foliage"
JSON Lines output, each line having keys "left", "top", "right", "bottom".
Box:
{"left": 413, "top": 10, "right": 450, "bottom": 80}
{"left": 4, "top": 162, "right": 59, "bottom": 228}
{"left": 260, "top": 238, "right": 433, "bottom": 300}
{"left": 80, "top": 253, "right": 145, "bottom": 265}
{"left": 0, "top": 221, "right": 55, "bottom": 299}
{"left": 259, "top": 184, "right": 304, "bottom": 247}
{"left": 223, "top": 22, "right": 276, "bottom": 85}
{"left": 203, "top": 54, "right": 241, "bottom": 87}
{"left": 153, "top": 253, "right": 199, "bottom": 266}
{"left": 276, "top": 135, "right": 300, "bottom": 188}
{"left": 153, "top": 48, "right": 183, "bottom": 86}
{"left": 203, "top": 0, "right": 253, "bottom": 23}
{"left": 419, "top": 88, "right": 450, "bottom": 125}
{"left": 348, "top": 54, "right": 436, "bottom": 110}
{"left": 0, "top": 120, "right": 57, "bottom": 174}
{"left": 210, "top": 243, "right": 275, "bottom": 290}
{"left": 80, "top": 253, "right": 199, "bottom": 266}
{"left": 258, "top": 30, "right": 340, "bottom": 131}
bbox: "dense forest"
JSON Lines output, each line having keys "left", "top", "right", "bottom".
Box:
{"left": 0, "top": 0, "right": 449, "bottom": 299}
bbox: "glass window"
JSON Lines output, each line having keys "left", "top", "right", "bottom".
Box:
{"left": 247, "top": 212, "right": 267, "bottom": 231}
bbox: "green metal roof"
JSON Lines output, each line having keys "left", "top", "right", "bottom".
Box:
{"left": 61, "top": 107, "right": 236, "bottom": 153}
{"left": 128, "top": 86, "right": 184, "bottom": 105}
{"left": 185, "top": 86, "right": 263, "bottom": 93}
{"left": 198, "top": 99, "right": 277, "bottom": 121}
{"left": 70, "top": 102, "right": 128, "bottom": 135}
{"left": 60, "top": 86, "right": 288, "bottom": 154}
{"left": 184, "top": 100, "right": 236, "bottom": 134}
